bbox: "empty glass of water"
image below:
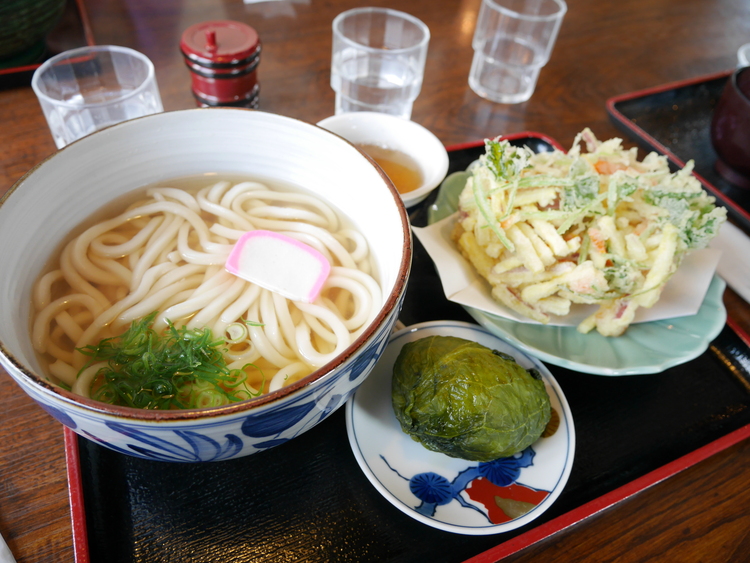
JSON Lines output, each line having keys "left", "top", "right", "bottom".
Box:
{"left": 469, "top": 0, "right": 567, "bottom": 104}
{"left": 32, "top": 45, "right": 163, "bottom": 149}
{"left": 331, "top": 7, "right": 430, "bottom": 119}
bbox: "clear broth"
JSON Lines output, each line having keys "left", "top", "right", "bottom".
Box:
{"left": 356, "top": 144, "right": 423, "bottom": 194}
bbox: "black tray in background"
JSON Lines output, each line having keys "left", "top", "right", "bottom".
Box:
{"left": 606, "top": 70, "right": 750, "bottom": 233}
{"left": 67, "top": 136, "right": 750, "bottom": 563}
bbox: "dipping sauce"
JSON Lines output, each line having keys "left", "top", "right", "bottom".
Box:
{"left": 357, "top": 144, "right": 423, "bottom": 194}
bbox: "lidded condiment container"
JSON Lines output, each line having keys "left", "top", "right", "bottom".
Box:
{"left": 180, "top": 20, "right": 261, "bottom": 108}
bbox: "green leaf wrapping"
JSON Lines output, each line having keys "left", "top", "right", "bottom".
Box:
{"left": 391, "top": 336, "right": 551, "bottom": 462}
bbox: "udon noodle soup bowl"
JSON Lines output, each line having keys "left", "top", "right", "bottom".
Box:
{"left": 0, "top": 109, "right": 411, "bottom": 462}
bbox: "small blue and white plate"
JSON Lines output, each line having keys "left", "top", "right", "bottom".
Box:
{"left": 345, "top": 321, "right": 575, "bottom": 535}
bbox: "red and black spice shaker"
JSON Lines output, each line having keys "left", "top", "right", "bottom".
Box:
{"left": 180, "top": 20, "right": 262, "bottom": 108}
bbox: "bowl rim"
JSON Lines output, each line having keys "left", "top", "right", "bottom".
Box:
{"left": 0, "top": 108, "right": 413, "bottom": 422}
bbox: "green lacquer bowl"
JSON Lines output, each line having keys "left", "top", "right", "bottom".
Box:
{"left": 0, "top": 0, "right": 66, "bottom": 63}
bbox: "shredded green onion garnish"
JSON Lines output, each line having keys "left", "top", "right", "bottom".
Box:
{"left": 77, "top": 312, "right": 264, "bottom": 410}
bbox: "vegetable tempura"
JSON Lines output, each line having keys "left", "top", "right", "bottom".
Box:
{"left": 454, "top": 129, "right": 726, "bottom": 336}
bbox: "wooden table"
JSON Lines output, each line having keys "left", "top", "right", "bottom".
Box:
{"left": 1, "top": 0, "right": 749, "bottom": 561}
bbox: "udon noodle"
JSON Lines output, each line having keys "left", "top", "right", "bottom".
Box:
{"left": 31, "top": 178, "right": 382, "bottom": 408}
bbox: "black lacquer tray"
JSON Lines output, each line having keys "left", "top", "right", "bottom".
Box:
{"left": 606, "top": 70, "right": 750, "bottom": 233}
{"left": 65, "top": 135, "right": 750, "bottom": 563}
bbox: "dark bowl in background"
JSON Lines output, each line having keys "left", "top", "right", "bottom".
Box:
{"left": 0, "top": 0, "right": 67, "bottom": 68}
{"left": 710, "top": 66, "right": 750, "bottom": 188}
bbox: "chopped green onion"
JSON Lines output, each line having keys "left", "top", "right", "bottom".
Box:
{"left": 225, "top": 322, "right": 247, "bottom": 343}
{"left": 76, "top": 312, "right": 263, "bottom": 410}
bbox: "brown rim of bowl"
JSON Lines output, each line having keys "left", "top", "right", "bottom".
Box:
{"left": 0, "top": 108, "right": 413, "bottom": 422}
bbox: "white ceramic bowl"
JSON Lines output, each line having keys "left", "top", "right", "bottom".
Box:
{"left": 0, "top": 109, "right": 411, "bottom": 462}
{"left": 317, "top": 112, "right": 449, "bottom": 208}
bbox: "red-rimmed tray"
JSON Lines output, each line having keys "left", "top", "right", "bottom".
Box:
{"left": 606, "top": 70, "right": 750, "bottom": 233}
{"left": 0, "top": 0, "right": 95, "bottom": 89}
{"left": 63, "top": 133, "right": 750, "bottom": 563}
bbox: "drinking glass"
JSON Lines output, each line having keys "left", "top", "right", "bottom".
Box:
{"left": 469, "top": 0, "right": 567, "bottom": 104}
{"left": 32, "top": 45, "right": 163, "bottom": 149}
{"left": 331, "top": 7, "right": 430, "bottom": 119}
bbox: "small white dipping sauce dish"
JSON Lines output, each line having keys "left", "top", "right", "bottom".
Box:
{"left": 317, "top": 112, "right": 449, "bottom": 208}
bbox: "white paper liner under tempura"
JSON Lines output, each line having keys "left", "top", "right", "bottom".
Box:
{"left": 413, "top": 212, "right": 721, "bottom": 327}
